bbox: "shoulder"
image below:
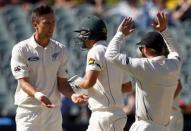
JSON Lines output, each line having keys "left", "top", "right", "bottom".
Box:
{"left": 88, "top": 43, "right": 106, "bottom": 57}
{"left": 50, "top": 39, "right": 69, "bottom": 57}
{"left": 12, "top": 39, "right": 30, "bottom": 53}
{"left": 50, "top": 39, "right": 68, "bottom": 52}
{"left": 50, "top": 39, "right": 66, "bottom": 49}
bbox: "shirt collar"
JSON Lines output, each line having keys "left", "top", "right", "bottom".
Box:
{"left": 30, "top": 34, "right": 53, "bottom": 49}
{"left": 151, "top": 55, "right": 165, "bottom": 61}
{"left": 93, "top": 40, "right": 106, "bottom": 47}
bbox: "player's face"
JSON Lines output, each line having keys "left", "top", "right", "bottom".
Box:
{"left": 33, "top": 13, "right": 55, "bottom": 39}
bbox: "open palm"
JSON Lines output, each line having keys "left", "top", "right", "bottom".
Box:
{"left": 152, "top": 12, "right": 167, "bottom": 32}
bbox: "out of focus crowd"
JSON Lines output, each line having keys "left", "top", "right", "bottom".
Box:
{"left": 1, "top": 0, "right": 191, "bottom": 27}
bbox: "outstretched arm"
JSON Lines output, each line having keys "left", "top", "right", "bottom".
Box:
{"left": 105, "top": 17, "right": 134, "bottom": 69}
{"left": 152, "top": 12, "right": 182, "bottom": 61}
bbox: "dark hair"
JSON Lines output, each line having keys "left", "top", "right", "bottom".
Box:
{"left": 32, "top": 5, "right": 54, "bottom": 21}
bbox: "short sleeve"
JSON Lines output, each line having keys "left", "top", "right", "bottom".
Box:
{"left": 57, "top": 48, "right": 69, "bottom": 78}
{"left": 11, "top": 45, "right": 29, "bottom": 79}
{"left": 86, "top": 48, "right": 103, "bottom": 72}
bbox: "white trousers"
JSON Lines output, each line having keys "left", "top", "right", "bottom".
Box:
{"left": 16, "top": 106, "right": 62, "bottom": 131}
{"left": 169, "top": 110, "right": 184, "bottom": 131}
{"left": 86, "top": 108, "right": 127, "bottom": 131}
{"left": 129, "top": 120, "right": 170, "bottom": 131}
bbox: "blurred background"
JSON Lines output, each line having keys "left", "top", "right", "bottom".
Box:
{"left": 0, "top": 0, "right": 191, "bottom": 131}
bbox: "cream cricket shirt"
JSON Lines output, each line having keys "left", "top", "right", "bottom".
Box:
{"left": 105, "top": 30, "right": 182, "bottom": 126}
{"left": 86, "top": 41, "right": 130, "bottom": 111}
{"left": 11, "top": 35, "right": 68, "bottom": 108}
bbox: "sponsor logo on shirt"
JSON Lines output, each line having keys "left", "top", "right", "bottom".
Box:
{"left": 52, "top": 52, "right": 60, "bottom": 61}
{"left": 14, "top": 66, "right": 21, "bottom": 72}
{"left": 28, "top": 56, "right": 39, "bottom": 61}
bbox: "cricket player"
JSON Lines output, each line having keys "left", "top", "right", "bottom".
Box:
{"left": 105, "top": 12, "right": 182, "bottom": 131}
{"left": 70, "top": 16, "right": 132, "bottom": 131}
{"left": 10, "top": 5, "right": 87, "bottom": 131}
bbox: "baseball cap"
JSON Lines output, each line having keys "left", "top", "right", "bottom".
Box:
{"left": 137, "top": 31, "right": 165, "bottom": 53}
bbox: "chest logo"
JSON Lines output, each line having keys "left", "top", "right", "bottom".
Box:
{"left": 14, "top": 66, "right": 21, "bottom": 72}
{"left": 52, "top": 52, "right": 60, "bottom": 61}
{"left": 28, "top": 56, "right": 39, "bottom": 61}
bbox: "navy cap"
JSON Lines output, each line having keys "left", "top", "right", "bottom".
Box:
{"left": 137, "top": 31, "right": 165, "bottom": 53}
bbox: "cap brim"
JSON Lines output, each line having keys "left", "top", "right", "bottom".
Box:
{"left": 74, "top": 30, "right": 81, "bottom": 33}
{"left": 136, "top": 42, "right": 142, "bottom": 45}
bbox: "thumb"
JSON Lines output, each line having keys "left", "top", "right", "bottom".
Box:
{"left": 130, "top": 29, "right": 135, "bottom": 33}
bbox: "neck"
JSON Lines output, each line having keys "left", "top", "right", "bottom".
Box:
{"left": 34, "top": 33, "right": 50, "bottom": 47}
{"left": 144, "top": 51, "right": 159, "bottom": 58}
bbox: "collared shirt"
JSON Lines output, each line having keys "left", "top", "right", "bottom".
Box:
{"left": 86, "top": 41, "right": 130, "bottom": 111}
{"left": 105, "top": 30, "right": 182, "bottom": 126}
{"left": 11, "top": 35, "right": 68, "bottom": 108}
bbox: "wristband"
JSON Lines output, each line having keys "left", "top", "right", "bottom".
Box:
{"left": 34, "top": 92, "right": 45, "bottom": 101}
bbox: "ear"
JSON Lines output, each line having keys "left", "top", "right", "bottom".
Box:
{"left": 143, "top": 47, "right": 149, "bottom": 57}
{"left": 32, "top": 19, "right": 37, "bottom": 29}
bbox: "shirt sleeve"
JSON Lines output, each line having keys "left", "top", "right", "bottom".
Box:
{"left": 105, "top": 32, "right": 147, "bottom": 79}
{"left": 57, "top": 47, "right": 69, "bottom": 78}
{"left": 11, "top": 45, "right": 29, "bottom": 79}
{"left": 86, "top": 48, "right": 103, "bottom": 72}
{"left": 122, "top": 72, "right": 131, "bottom": 84}
{"left": 160, "top": 29, "right": 182, "bottom": 61}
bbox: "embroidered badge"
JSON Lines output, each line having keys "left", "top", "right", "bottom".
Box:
{"left": 88, "top": 58, "right": 95, "bottom": 65}
{"left": 52, "top": 52, "right": 60, "bottom": 61}
{"left": 28, "top": 56, "right": 39, "bottom": 61}
{"left": 14, "top": 66, "right": 21, "bottom": 72}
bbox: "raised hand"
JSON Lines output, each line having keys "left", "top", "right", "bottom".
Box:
{"left": 152, "top": 12, "right": 167, "bottom": 32}
{"left": 71, "top": 93, "right": 88, "bottom": 104}
{"left": 117, "top": 17, "right": 134, "bottom": 36}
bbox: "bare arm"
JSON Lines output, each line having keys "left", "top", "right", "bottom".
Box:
{"left": 174, "top": 79, "right": 182, "bottom": 99}
{"left": 57, "top": 77, "right": 74, "bottom": 98}
{"left": 19, "top": 77, "right": 55, "bottom": 108}
{"left": 58, "top": 77, "right": 88, "bottom": 103}
{"left": 122, "top": 82, "right": 132, "bottom": 93}
{"left": 19, "top": 77, "right": 37, "bottom": 97}
{"left": 79, "top": 70, "right": 100, "bottom": 89}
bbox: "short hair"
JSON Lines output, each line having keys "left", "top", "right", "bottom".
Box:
{"left": 32, "top": 5, "right": 54, "bottom": 21}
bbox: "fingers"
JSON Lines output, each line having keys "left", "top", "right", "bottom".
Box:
{"left": 71, "top": 94, "right": 88, "bottom": 104}
{"left": 157, "top": 11, "right": 167, "bottom": 25}
{"left": 41, "top": 103, "right": 56, "bottom": 108}
{"left": 41, "top": 96, "right": 55, "bottom": 108}
{"left": 152, "top": 11, "right": 167, "bottom": 32}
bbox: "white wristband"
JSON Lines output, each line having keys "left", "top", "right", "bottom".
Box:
{"left": 34, "top": 92, "right": 45, "bottom": 101}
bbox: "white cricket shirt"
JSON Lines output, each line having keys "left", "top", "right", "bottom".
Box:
{"left": 86, "top": 41, "right": 130, "bottom": 111}
{"left": 11, "top": 35, "right": 68, "bottom": 108}
{"left": 105, "top": 30, "right": 182, "bottom": 126}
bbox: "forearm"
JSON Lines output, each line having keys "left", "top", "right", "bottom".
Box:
{"left": 19, "top": 78, "right": 37, "bottom": 97}
{"left": 79, "top": 79, "right": 92, "bottom": 89}
{"left": 174, "top": 79, "right": 182, "bottom": 98}
{"left": 58, "top": 81, "right": 74, "bottom": 98}
{"left": 105, "top": 32, "right": 124, "bottom": 60}
{"left": 160, "top": 29, "right": 181, "bottom": 57}
{"left": 122, "top": 82, "right": 132, "bottom": 93}
{"left": 105, "top": 32, "right": 129, "bottom": 69}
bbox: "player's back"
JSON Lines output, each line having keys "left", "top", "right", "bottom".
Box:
{"left": 135, "top": 56, "right": 180, "bottom": 126}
